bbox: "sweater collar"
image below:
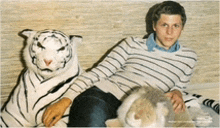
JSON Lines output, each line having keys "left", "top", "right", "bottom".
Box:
{"left": 147, "top": 33, "right": 180, "bottom": 52}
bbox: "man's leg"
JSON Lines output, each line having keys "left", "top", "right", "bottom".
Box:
{"left": 67, "top": 86, "right": 121, "bottom": 127}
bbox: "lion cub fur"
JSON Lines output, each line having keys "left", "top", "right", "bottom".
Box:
{"left": 105, "top": 86, "right": 195, "bottom": 128}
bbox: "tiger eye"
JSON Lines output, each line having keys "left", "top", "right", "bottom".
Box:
{"left": 58, "top": 47, "right": 65, "bottom": 51}
{"left": 33, "top": 37, "right": 38, "bottom": 41}
{"left": 37, "top": 42, "right": 45, "bottom": 49}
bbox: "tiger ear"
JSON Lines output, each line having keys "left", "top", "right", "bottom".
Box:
{"left": 19, "top": 29, "right": 36, "bottom": 38}
{"left": 70, "top": 35, "right": 83, "bottom": 45}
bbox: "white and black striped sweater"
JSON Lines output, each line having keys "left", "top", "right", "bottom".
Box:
{"left": 65, "top": 36, "right": 196, "bottom": 99}
{"left": 65, "top": 36, "right": 218, "bottom": 113}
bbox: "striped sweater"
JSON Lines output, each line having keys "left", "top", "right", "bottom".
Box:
{"left": 64, "top": 36, "right": 197, "bottom": 101}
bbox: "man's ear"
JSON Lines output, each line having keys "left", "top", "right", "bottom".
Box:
{"left": 105, "top": 118, "right": 123, "bottom": 127}
{"left": 182, "top": 26, "right": 184, "bottom": 30}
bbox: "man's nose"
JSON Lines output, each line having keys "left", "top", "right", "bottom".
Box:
{"left": 167, "top": 27, "right": 173, "bottom": 35}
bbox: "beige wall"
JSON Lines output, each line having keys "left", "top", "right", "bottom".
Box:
{"left": 1, "top": 0, "right": 219, "bottom": 105}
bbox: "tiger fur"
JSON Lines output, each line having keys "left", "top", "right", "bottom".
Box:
{"left": 0, "top": 29, "right": 82, "bottom": 127}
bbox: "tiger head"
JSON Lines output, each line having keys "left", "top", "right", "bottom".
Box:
{"left": 21, "top": 29, "right": 82, "bottom": 79}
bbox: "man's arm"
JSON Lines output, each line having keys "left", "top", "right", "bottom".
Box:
{"left": 167, "top": 48, "right": 198, "bottom": 114}
{"left": 61, "top": 37, "right": 132, "bottom": 101}
{"left": 42, "top": 37, "right": 132, "bottom": 126}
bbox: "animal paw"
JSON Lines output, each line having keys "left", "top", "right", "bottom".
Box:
{"left": 194, "top": 112, "right": 212, "bottom": 127}
{"left": 188, "top": 107, "right": 212, "bottom": 127}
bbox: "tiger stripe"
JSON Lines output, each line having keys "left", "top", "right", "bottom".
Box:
{"left": 0, "top": 29, "right": 82, "bottom": 127}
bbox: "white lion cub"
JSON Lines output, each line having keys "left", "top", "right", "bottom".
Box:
{"left": 106, "top": 86, "right": 196, "bottom": 128}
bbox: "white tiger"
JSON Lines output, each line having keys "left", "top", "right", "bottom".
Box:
{"left": 0, "top": 29, "right": 82, "bottom": 127}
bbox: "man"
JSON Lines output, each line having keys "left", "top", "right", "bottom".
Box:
{"left": 43, "top": 1, "right": 197, "bottom": 127}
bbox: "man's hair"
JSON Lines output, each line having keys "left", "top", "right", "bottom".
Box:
{"left": 152, "top": 1, "right": 187, "bottom": 27}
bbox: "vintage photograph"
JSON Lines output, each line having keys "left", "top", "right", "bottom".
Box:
{"left": 0, "top": 0, "right": 219, "bottom": 127}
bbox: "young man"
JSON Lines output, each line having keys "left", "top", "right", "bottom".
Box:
{"left": 43, "top": 1, "right": 197, "bottom": 127}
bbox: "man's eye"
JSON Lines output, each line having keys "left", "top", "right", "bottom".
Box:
{"left": 58, "top": 47, "right": 65, "bottom": 52}
{"left": 174, "top": 25, "right": 180, "bottom": 28}
{"left": 162, "top": 24, "right": 168, "bottom": 27}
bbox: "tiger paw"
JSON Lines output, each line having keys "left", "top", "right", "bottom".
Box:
{"left": 189, "top": 107, "right": 212, "bottom": 127}
{"left": 194, "top": 112, "right": 212, "bottom": 127}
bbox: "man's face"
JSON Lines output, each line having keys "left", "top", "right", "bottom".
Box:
{"left": 153, "top": 14, "right": 183, "bottom": 50}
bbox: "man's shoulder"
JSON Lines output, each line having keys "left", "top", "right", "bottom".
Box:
{"left": 180, "top": 46, "right": 196, "bottom": 53}
{"left": 123, "top": 36, "right": 149, "bottom": 50}
{"left": 123, "top": 36, "right": 147, "bottom": 47}
{"left": 179, "top": 46, "right": 197, "bottom": 59}
{"left": 125, "top": 36, "right": 146, "bottom": 42}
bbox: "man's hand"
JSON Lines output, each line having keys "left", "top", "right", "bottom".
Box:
{"left": 165, "top": 90, "right": 185, "bottom": 114}
{"left": 42, "top": 98, "right": 72, "bottom": 127}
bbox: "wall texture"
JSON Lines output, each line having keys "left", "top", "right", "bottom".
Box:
{"left": 1, "top": 0, "right": 219, "bottom": 105}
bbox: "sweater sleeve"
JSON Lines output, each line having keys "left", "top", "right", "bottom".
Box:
{"left": 170, "top": 48, "right": 198, "bottom": 94}
{"left": 63, "top": 38, "right": 132, "bottom": 101}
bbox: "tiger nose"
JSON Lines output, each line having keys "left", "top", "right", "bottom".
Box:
{"left": 44, "top": 59, "right": 52, "bottom": 66}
